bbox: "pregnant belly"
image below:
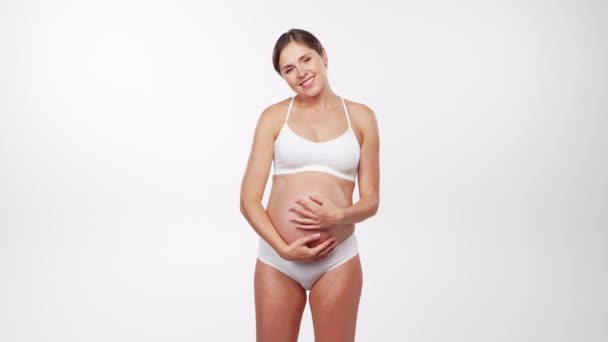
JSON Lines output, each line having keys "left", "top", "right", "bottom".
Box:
{"left": 266, "top": 172, "right": 355, "bottom": 247}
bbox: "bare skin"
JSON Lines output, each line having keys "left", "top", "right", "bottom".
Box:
{"left": 240, "top": 40, "right": 380, "bottom": 342}
{"left": 267, "top": 155, "right": 356, "bottom": 249}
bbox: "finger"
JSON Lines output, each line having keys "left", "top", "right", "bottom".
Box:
{"left": 289, "top": 205, "right": 314, "bottom": 219}
{"left": 292, "top": 217, "right": 322, "bottom": 229}
{"left": 308, "top": 194, "right": 323, "bottom": 205}
{"left": 311, "top": 238, "right": 335, "bottom": 255}
{"left": 317, "top": 242, "right": 336, "bottom": 258}
{"left": 315, "top": 249, "right": 334, "bottom": 261}
{"left": 313, "top": 242, "right": 337, "bottom": 260}
{"left": 320, "top": 239, "right": 337, "bottom": 254}
{"left": 290, "top": 216, "right": 316, "bottom": 225}
{"left": 295, "top": 233, "right": 321, "bottom": 245}
{"left": 296, "top": 225, "right": 322, "bottom": 230}
{"left": 294, "top": 197, "right": 316, "bottom": 212}
{"left": 295, "top": 220, "right": 323, "bottom": 229}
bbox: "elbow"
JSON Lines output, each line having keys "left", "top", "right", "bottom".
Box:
{"left": 371, "top": 197, "right": 380, "bottom": 216}
{"left": 240, "top": 196, "right": 258, "bottom": 216}
{"left": 239, "top": 198, "right": 248, "bottom": 216}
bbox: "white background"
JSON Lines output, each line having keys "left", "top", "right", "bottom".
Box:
{"left": 1, "top": 0, "right": 607, "bottom": 341}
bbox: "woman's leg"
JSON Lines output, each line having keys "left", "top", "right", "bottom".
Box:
{"left": 309, "top": 255, "right": 363, "bottom": 342}
{"left": 254, "top": 259, "right": 307, "bottom": 342}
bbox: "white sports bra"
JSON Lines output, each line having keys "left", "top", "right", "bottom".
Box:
{"left": 273, "top": 96, "right": 360, "bottom": 182}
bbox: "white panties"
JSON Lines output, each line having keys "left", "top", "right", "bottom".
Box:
{"left": 257, "top": 233, "right": 359, "bottom": 290}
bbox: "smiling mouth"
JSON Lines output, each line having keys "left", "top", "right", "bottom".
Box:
{"left": 300, "top": 76, "right": 315, "bottom": 87}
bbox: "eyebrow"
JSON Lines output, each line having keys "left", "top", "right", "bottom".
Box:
{"left": 281, "top": 53, "right": 312, "bottom": 72}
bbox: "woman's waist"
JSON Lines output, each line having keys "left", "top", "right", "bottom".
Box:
{"left": 266, "top": 190, "right": 352, "bottom": 232}
{"left": 266, "top": 206, "right": 355, "bottom": 247}
{"left": 266, "top": 174, "right": 354, "bottom": 246}
{"left": 270, "top": 172, "right": 355, "bottom": 201}
{"left": 259, "top": 229, "right": 358, "bottom": 253}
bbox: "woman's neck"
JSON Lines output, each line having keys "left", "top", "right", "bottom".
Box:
{"left": 295, "top": 86, "right": 338, "bottom": 112}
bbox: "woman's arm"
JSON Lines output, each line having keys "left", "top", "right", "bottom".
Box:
{"left": 286, "top": 102, "right": 380, "bottom": 230}
{"left": 340, "top": 103, "right": 380, "bottom": 225}
{"left": 239, "top": 106, "right": 289, "bottom": 254}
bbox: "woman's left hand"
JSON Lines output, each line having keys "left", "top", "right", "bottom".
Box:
{"left": 289, "top": 194, "right": 345, "bottom": 230}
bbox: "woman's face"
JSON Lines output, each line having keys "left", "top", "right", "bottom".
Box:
{"left": 278, "top": 41, "right": 328, "bottom": 97}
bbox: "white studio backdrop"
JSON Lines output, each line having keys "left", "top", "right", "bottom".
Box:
{"left": 1, "top": 0, "right": 607, "bottom": 341}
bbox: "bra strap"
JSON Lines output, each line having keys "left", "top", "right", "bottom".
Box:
{"left": 285, "top": 96, "right": 295, "bottom": 123}
{"left": 341, "top": 97, "right": 351, "bottom": 128}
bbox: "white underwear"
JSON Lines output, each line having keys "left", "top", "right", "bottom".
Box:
{"left": 257, "top": 233, "right": 359, "bottom": 290}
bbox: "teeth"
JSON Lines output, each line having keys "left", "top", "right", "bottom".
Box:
{"left": 301, "top": 76, "right": 314, "bottom": 86}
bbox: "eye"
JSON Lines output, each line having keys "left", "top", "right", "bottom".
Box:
{"left": 304, "top": 57, "right": 311, "bottom": 62}
{"left": 285, "top": 68, "right": 293, "bottom": 74}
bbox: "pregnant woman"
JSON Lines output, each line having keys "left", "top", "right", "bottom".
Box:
{"left": 240, "top": 29, "right": 380, "bottom": 342}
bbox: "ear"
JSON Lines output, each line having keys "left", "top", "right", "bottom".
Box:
{"left": 321, "top": 48, "right": 328, "bottom": 66}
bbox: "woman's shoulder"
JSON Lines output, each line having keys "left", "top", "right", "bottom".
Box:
{"left": 254, "top": 98, "right": 292, "bottom": 133}
{"left": 343, "top": 98, "right": 377, "bottom": 126}
{"left": 261, "top": 98, "right": 291, "bottom": 117}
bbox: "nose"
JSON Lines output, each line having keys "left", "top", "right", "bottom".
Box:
{"left": 296, "top": 66, "right": 307, "bottom": 78}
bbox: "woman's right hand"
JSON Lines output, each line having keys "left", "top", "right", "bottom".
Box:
{"left": 280, "top": 233, "right": 337, "bottom": 262}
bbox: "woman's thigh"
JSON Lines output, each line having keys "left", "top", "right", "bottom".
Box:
{"left": 308, "top": 255, "right": 363, "bottom": 342}
{"left": 254, "top": 259, "right": 308, "bottom": 342}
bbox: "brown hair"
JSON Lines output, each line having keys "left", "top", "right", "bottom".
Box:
{"left": 272, "top": 29, "right": 324, "bottom": 74}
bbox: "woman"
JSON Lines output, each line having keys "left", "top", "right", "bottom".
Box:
{"left": 239, "top": 28, "right": 380, "bottom": 342}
